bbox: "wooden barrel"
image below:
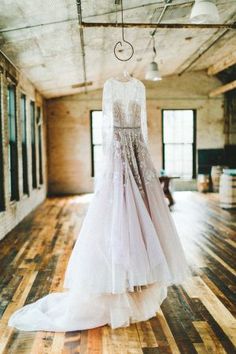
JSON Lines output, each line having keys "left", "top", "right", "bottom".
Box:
{"left": 219, "top": 170, "right": 236, "bottom": 209}
{"left": 197, "top": 174, "right": 210, "bottom": 193}
{"left": 211, "top": 165, "right": 227, "bottom": 192}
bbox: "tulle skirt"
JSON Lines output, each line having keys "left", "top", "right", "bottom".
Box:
{"left": 8, "top": 128, "right": 191, "bottom": 331}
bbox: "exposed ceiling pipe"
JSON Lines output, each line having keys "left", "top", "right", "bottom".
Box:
{"left": 0, "top": 2, "right": 192, "bottom": 33}
{"left": 76, "top": 0, "right": 88, "bottom": 93}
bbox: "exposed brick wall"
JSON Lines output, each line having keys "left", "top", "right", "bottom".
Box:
{"left": 46, "top": 93, "right": 96, "bottom": 195}
{"left": 0, "top": 52, "right": 47, "bottom": 240}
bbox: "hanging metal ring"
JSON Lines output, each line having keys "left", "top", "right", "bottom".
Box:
{"left": 114, "top": 39, "right": 134, "bottom": 62}
{"left": 113, "top": 0, "right": 134, "bottom": 62}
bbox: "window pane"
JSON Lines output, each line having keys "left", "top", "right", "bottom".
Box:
{"left": 91, "top": 111, "right": 103, "bottom": 177}
{"left": 163, "top": 110, "right": 194, "bottom": 144}
{"left": 92, "top": 111, "right": 102, "bottom": 144}
{"left": 8, "top": 87, "right": 16, "bottom": 142}
{"left": 37, "top": 107, "right": 43, "bottom": 185}
{"left": 93, "top": 145, "right": 103, "bottom": 176}
{"left": 164, "top": 144, "right": 193, "bottom": 179}
{"left": 7, "top": 85, "right": 19, "bottom": 200}
{"left": 163, "top": 110, "right": 194, "bottom": 179}
{"left": 21, "top": 95, "right": 27, "bottom": 143}
{"left": 30, "top": 101, "right": 37, "bottom": 188}
{"left": 92, "top": 128, "right": 102, "bottom": 145}
{"left": 21, "top": 94, "right": 29, "bottom": 194}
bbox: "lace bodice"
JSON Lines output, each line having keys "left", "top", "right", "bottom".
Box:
{"left": 95, "top": 76, "right": 157, "bottom": 197}
{"left": 102, "top": 77, "right": 148, "bottom": 153}
{"left": 113, "top": 99, "right": 141, "bottom": 128}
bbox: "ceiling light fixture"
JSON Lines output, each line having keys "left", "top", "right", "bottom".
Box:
{"left": 145, "top": 33, "right": 162, "bottom": 81}
{"left": 190, "top": 0, "right": 220, "bottom": 24}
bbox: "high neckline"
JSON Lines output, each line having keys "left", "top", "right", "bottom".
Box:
{"left": 111, "top": 76, "right": 135, "bottom": 83}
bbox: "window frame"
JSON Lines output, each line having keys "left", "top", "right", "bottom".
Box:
{"left": 7, "top": 83, "right": 19, "bottom": 201}
{"left": 21, "top": 93, "right": 29, "bottom": 195}
{"left": 30, "top": 100, "right": 37, "bottom": 189}
{"left": 161, "top": 109, "right": 197, "bottom": 179}
{"left": 36, "top": 106, "right": 43, "bottom": 185}
{"left": 90, "top": 110, "right": 103, "bottom": 178}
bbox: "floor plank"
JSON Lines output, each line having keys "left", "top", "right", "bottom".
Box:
{"left": 0, "top": 192, "right": 235, "bottom": 354}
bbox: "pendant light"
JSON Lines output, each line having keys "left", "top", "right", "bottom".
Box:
{"left": 190, "top": 0, "right": 220, "bottom": 24}
{"left": 145, "top": 34, "right": 162, "bottom": 81}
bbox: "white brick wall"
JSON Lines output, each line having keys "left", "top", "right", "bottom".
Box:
{"left": 0, "top": 52, "right": 47, "bottom": 240}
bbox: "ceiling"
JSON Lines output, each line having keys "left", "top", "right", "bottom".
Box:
{"left": 0, "top": 0, "right": 235, "bottom": 98}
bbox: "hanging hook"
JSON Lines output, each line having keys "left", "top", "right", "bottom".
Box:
{"left": 114, "top": 0, "right": 134, "bottom": 62}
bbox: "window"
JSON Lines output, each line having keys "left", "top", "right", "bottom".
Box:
{"left": 162, "top": 109, "right": 196, "bottom": 179}
{"left": 21, "top": 94, "right": 29, "bottom": 195}
{"left": 90, "top": 110, "right": 103, "bottom": 177}
{"left": 30, "top": 101, "right": 37, "bottom": 188}
{"left": 0, "top": 77, "right": 5, "bottom": 210}
{"left": 8, "top": 84, "right": 19, "bottom": 201}
{"left": 37, "top": 107, "right": 43, "bottom": 185}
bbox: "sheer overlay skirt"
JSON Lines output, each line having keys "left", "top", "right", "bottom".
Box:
{"left": 8, "top": 127, "right": 190, "bottom": 331}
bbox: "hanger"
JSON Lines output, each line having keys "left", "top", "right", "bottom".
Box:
{"left": 114, "top": 69, "right": 132, "bottom": 82}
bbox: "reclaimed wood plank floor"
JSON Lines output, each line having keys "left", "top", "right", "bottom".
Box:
{"left": 0, "top": 192, "right": 235, "bottom": 354}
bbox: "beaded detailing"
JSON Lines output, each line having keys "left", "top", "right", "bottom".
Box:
{"left": 113, "top": 126, "right": 158, "bottom": 196}
{"left": 113, "top": 126, "right": 141, "bottom": 129}
{"left": 113, "top": 99, "right": 142, "bottom": 128}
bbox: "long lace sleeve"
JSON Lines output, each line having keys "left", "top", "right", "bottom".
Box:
{"left": 102, "top": 79, "right": 113, "bottom": 155}
{"left": 140, "top": 82, "right": 148, "bottom": 144}
{"left": 94, "top": 79, "right": 113, "bottom": 193}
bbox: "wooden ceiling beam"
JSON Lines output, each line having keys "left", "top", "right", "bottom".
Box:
{"left": 208, "top": 51, "right": 236, "bottom": 76}
{"left": 209, "top": 80, "right": 236, "bottom": 97}
{"left": 81, "top": 21, "right": 236, "bottom": 29}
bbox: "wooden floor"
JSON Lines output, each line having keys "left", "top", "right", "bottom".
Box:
{"left": 0, "top": 192, "right": 235, "bottom": 354}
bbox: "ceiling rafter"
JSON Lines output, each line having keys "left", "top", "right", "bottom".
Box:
{"left": 208, "top": 50, "right": 236, "bottom": 75}
{"left": 176, "top": 10, "right": 236, "bottom": 75}
{"left": 209, "top": 79, "right": 236, "bottom": 97}
{"left": 79, "top": 22, "right": 236, "bottom": 29}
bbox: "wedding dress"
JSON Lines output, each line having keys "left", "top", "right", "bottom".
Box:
{"left": 8, "top": 76, "right": 191, "bottom": 332}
